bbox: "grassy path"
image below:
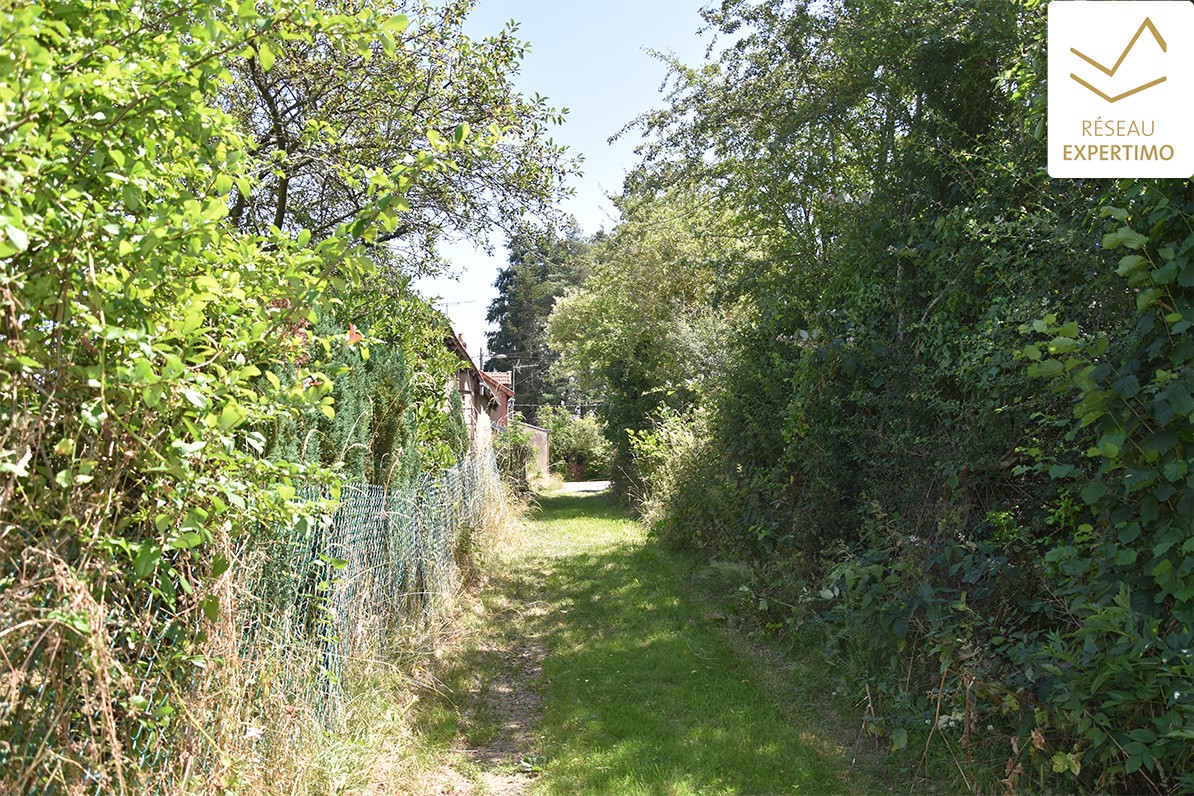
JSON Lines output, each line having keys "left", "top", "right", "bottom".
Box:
{"left": 421, "top": 489, "right": 872, "bottom": 795}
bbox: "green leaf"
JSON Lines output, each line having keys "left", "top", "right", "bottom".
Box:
{"left": 1051, "top": 752, "right": 1082, "bottom": 776}
{"left": 1103, "top": 225, "right": 1147, "bottom": 251}
{"left": 1118, "top": 524, "right": 1140, "bottom": 544}
{"left": 0, "top": 448, "right": 32, "bottom": 477}
{"left": 201, "top": 594, "right": 220, "bottom": 623}
{"left": 1151, "top": 261, "right": 1179, "bottom": 285}
{"left": 1028, "top": 360, "right": 1064, "bottom": 378}
{"left": 1097, "top": 432, "right": 1124, "bottom": 459}
{"left": 159, "top": 572, "right": 177, "bottom": 605}
{"left": 1140, "top": 431, "right": 1177, "bottom": 460}
{"left": 182, "top": 506, "right": 208, "bottom": 529}
{"left": 172, "top": 439, "right": 206, "bottom": 456}
{"left": 2, "top": 223, "right": 29, "bottom": 253}
{"left": 1080, "top": 482, "right": 1107, "bottom": 505}
{"left": 133, "top": 544, "right": 161, "bottom": 579}
{"left": 171, "top": 531, "right": 204, "bottom": 550}
{"left": 182, "top": 389, "right": 208, "bottom": 409}
{"left": 1136, "top": 288, "right": 1163, "bottom": 313}
{"left": 48, "top": 609, "right": 91, "bottom": 635}
{"left": 257, "top": 42, "right": 275, "bottom": 71}
{"left": 219, "top": 400, "right": 246, "bottom": 430}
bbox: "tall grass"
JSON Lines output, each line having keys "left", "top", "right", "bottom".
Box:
{"left": 0, "top": 453, "right": 517, "bottom": 794}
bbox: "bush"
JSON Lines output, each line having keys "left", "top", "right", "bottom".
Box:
{"left": 649, "top": 173, "right": 1193, "bottom": 794}
{"left": 608, "top": 3, "right": 1192, "bottom": 788}
{"left": 0, "top": 2, "right": 465, "bottom": 789}
{"left": 539, "top": 405, "right": 613, "bottom": 480}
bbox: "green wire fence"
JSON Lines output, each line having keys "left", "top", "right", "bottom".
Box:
{"left": 0, "top": 451, "right": 503, "bottom": 794}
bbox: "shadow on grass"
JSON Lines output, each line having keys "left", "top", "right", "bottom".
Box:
{"left": 530, "top": 490, "right": 633, "bottom": 524}
{"left": 521, "top": 492, "right": 847, "bottom": 796}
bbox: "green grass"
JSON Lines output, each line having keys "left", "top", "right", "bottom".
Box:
{"left": 409, "top": 489, "right": 889, "bottom": 794}
{"left": 518, "top": 491, "right": 854, "bottom": 796}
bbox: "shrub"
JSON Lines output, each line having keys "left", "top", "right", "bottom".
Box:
{"left": 539, "top": 405, "right": 613, "bottom": 480}
{"left": 0, "top": 1, "right": 462, "bottom": 788}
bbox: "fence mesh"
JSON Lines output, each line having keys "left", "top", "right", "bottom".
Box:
{"left": 0, "top": 451, "right": 504, "bottom": 794}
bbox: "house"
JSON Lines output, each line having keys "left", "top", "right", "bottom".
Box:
{"left": 485, "top": 368, "right": 512, "bottom": 399}
{"left": 445, "top": 331, "right": 514, "bottom": 453}
{"left": 444, "top": 330, "right": 552, "bottom": 477}
{"left": 467, "top": 365, "right": 550, "bottom": 471}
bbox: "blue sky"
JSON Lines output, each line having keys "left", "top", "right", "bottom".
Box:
{"left": 412, "top": 0, "right": 712, "bottom": 359}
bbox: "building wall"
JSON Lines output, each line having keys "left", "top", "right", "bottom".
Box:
{"left": 445, "top": 333, "right": 512, "bottom": 458}
{"left": 454, "top": 369, "right": 495, "bottom": 455}
{"left": 472, "top": 411, "right": 494, "bottom": 454}
{"left": 493, "top": 391, "right": 510, "bottom": 425}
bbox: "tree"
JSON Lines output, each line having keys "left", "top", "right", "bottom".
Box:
{"left": 537, "top": 405, "right": 611, "bottom": 480}
{"left": 223, "top": 0, "right": 578, "bottom": 274}
{"left": 547, "top": 190, "right": 740, "bottom": 488}
{"left": 626, "top": 0, "right": 1024, "bottom": 301}
{"left": 484, "top": 223, "right": 589, "bottom": 422}
{"left": 551, "top": 1, "right": 1193, "bottom": 790}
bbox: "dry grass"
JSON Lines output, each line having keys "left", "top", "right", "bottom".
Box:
{"left": 206, "top": 475, "right": 528, "bottom": 796}
{"left": 1, "top": 459, "right": 521, "bottom": 796}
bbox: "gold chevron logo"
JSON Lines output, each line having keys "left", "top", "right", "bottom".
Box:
{"left": 1070, "top": 17, "right": 1168, "bottom": 103}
